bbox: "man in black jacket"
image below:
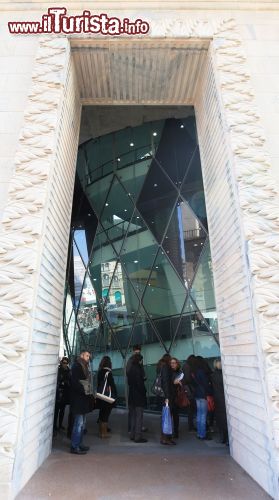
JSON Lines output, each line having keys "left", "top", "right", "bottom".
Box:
{"left": 70, "top": 350, "right": 93, "bottom": 454}
{"left": 126, "top": 345, "right": 145, "bottom": 433}
{"left": 127, "top": 354, "right": 148, "bottom": 443}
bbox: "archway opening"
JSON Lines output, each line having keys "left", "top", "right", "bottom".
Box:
{"left": 60, "top": 106, "right": 222, "bottom": 424}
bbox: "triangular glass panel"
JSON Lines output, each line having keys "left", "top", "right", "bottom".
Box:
{"left": 180, "top": 148, "right": 208, "bottom": 231}
{"left": 142, "top": 249, "right": 187, "bottom": 321}
{"left": 154, "top": 117, "right": 197, "bottom": 187}
{"left": 190, "top": 239, "right": 216, "bottom": 313}
{"left": 76, "top": 147, "right": 88, "bottom": 189}
{"left": 73, "top": 240, "right": 87, "bottom": 308}
{"left": 190, "top": 299, "right": 220, "bottom": 358}
{"left": 119, "top": 209, "right": 159, "bottom": 292}
{"left": 86, "top": 134, "right": 114, "bottom": 180}
{"left": 86, "top": 173, "right": 113, "bottom": 218}
{"left": 89, "top": 320, "right": 111, "bottom": 354}
{"left": 117, "top": 158, "right": 152, "bottom": 203}
{"left": 137, "top": 159, "right": 178, "bottom": 244}
{"left": 171, "top": 296, "right": 195, "bottom": 346}
{"left": 88, "top": 226, "right": 119, "bottom": 304}
{"left": 125, "top": 305, "right": 163, "bottom": 356}
{"left": 73, "top": 321, "right": 89, "bottom": 354}
{"left": 99, "top": 264, "right": 140, "bottom": 338}
{"left": 76, "top": 269, "right": 98, "bottom": 332}
{"left": 151, "top": 315, "right": 175, "bottom": 345}
{"left": 190, "top": 300, "right": 219, "bottom": 337}
{"left": 162, "top": 198, "right": 207, "bottom": 286}
{"left": 100, "top": 175, "right": 134, "bottom": 233}
{"left": 64, "top": 291, "right": 76, "bottom": 354}
{"left": 105, "top": 220, "right": 129, "bottom": 256}
{"left": 180, "top": 114, "right": 199, "bottom": 143}
{"left": 74, "top": 229, "right": 90, "bottom": 267}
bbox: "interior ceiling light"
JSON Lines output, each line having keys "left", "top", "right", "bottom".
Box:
{"left": 134, "top": 260, "right": 138, "bottom": 263}
{"left": 180, "top": 124, "right": 184, "bottom": 129}
{"left": 153, "top": 132, "right": 157, "bottom": 136}
{"left": 105, "top": 203, "right": 109, "bottom": 206}
{"left": 154, "top": 183, "right": 158, "bottom": 187}
{"left": 117, "top": 158, "right": 121, "bottom": 162}
{"left": 130, "top": 142, "right": 134, "bottom": 147}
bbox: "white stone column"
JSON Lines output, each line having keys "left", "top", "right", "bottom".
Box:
{"left": 0, "top": 36, "right": 81, "bottom": 498}
{"left": 194, "top": 18, "right": 279, "bottom": 497}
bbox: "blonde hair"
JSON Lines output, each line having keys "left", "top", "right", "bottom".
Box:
{"left": 214, "top": 359, "right": 222, "bottom": 370}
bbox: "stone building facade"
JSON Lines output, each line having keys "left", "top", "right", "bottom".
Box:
{"left": 0, "top": 1, "right": 279, "bottom": 498}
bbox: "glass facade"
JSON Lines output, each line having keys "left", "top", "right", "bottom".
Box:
{"left": 63, "top": 111, "right": 220, "bottom": 409}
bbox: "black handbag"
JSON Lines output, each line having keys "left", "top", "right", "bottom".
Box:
{"left": 151, "top": 371, "right": 165, "bottom": 397}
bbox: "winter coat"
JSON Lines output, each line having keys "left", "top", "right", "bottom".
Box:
{"left": 97, "top": 368, "right": 117, "bottom": 399}
{"left": 127, "top": 363, "right": 147, "bottom": 408}
{"left": 126, "top": 355, "right": 146, "bottom": 378}
{"left": 192, "top": 368, "right": 212, "bottom": 399}
{"left": 157, "top": 361, "right": 176, "bottom": 406}
{"left": 211, "top": 369, "right": 227, "bottom": 430}
{"left": 55, "top": 366, "right": 71, "bottom": 405}
{"left": 70, "top": 359, "right": 93, "bottom": 415}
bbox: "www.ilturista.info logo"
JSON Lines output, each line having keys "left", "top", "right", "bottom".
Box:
{"left": 8, "top": 8, "right": 150, "bottom": 35}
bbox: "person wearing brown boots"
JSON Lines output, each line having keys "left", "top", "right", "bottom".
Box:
{"left": 96, "top": 356, "right": 117, "bottom": 439}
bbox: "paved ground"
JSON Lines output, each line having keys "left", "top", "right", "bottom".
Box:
{"left": 18, "top": 409, "right": 270, "bottom": 500}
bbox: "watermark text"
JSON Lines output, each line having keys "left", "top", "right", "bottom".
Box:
{"left": 8, "top": 8, "right": 150, "bottom": 35}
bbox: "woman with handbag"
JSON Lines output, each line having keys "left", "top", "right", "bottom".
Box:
{"left": 96, "top": 356, "right": 117, "bottom": 438}
{"left": 156, "top": 354, "right": 176, "bottom": 445}
{"left": 191, "top": 356, "right": 213, "bottom": 441}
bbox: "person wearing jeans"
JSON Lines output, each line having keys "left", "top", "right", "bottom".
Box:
{"left": 196, "top": 398, "right": 208, "bottom": 439}
{"left": 191, "top": 356, "right": 212, "bottom": 441}
{"left": 71, "top": 414, "right": 86, "bottom": 449}
{"left": 70, "top": 350, "right": 94, "bottom": 454}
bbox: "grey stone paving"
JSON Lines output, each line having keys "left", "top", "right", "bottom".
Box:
{"left": 18, "top": 409, "right": 270, "bottom": 500}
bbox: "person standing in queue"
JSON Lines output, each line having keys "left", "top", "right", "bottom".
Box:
{"left": 170, "top": 357, "right": 184, "bottom": 439}
{"left": 211, "top": 359, "right": 228, "bottom": 444}
{"left": 126, "top": 345, "right": 147, "bottom": 433}
{"left": 97, "top": 356, "right": 117, "bottom": 438}
{"left": 70, "top": 350, "right": 94, "bottom": 454}
{"left": 182, "top": 354, "right": 197, "bottom": 432}
{"left": 157, "top": 353, "right": 176, "bottom": 446}
{"left": 191, "top": 356, "right": 212, "bottom": 441}
{"left": 127, "top": 353, "right": 148, "bottom": 443}
{"left": 53, "top": 356, "right": 71, "bottom": 433}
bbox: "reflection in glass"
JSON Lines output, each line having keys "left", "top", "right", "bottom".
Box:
{"left": 162, "top": 199, "right": 207, "bottom": 285}
{"left": 155, "top": 117, "right": 197, "bottom": 186}
{"left": 142, "top": 250, "right": 186, "bottom": 321}
{"left": 137, "top": 158, "right": 178, "bottom": 243}
{"left": 120, "top": 209, "right": 158, "bottom": 290}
